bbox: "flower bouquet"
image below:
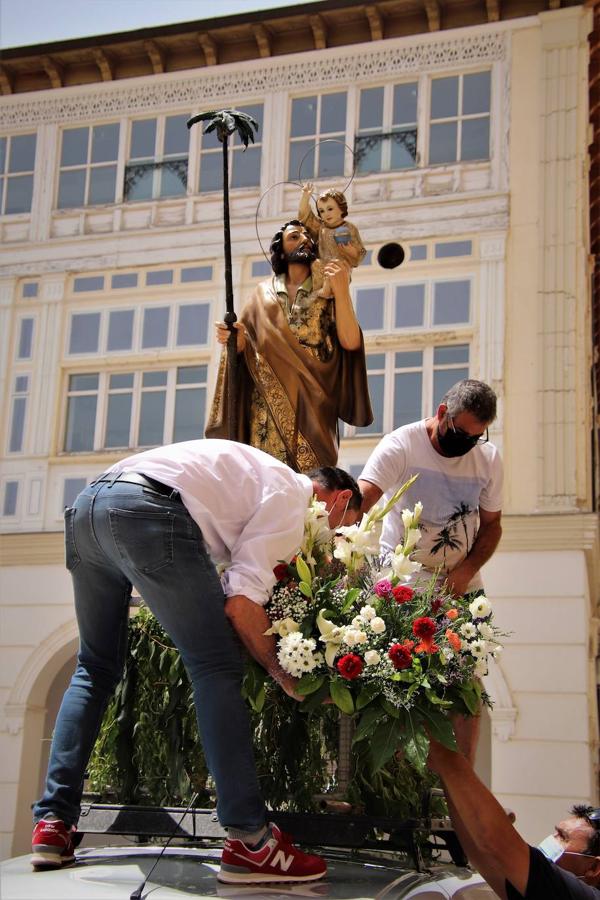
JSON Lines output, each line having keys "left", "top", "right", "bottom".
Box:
{"left": 257, "top": 477, "right": 504, "bottom": 777}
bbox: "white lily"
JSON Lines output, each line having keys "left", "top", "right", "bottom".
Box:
{"left": 264, "top": 617, "right": 300, "bottom": 638}
{"left": 316, "top": 609, "right": 346, "bottom": 667}
{"left": 391, "top": 551, "right": 422, "bottom": 582}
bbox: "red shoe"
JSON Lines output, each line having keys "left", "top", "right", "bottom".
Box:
{"left": 218, "top": 823, "right": 327, "bottom": 884}
{"left": 31, "top": 818, "right": 76, "bottom": 869}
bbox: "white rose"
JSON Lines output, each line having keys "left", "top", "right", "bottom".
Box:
{"left": 364, "top": 650, "right": 381, "bottom": 666}
{"left": 370, "top": 617, "right": 386, "bottom": 634}
{"left": 360, "top": 605, "right": 376, "bottom": 621}
{"left": 469, "top": 595, "right": 492, "bottom": 619}
{"left": 352, "top": 615, "right": 365, "bottom": 628}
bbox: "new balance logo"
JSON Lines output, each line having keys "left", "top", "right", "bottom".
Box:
{"left": 271, "top": 849, "right": 295, "bottom": 872}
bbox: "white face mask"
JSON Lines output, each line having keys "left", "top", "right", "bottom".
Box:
{"left": 538, "top": 835, "right": 564, "bottom": 862}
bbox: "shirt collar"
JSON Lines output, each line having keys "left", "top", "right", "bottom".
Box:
{"left": 274, "top": 273, "right": 313, "bottom": 296}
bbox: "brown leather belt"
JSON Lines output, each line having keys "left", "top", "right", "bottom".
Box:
{"left": 96, "top": 471, "right": 181, "bottom": 500}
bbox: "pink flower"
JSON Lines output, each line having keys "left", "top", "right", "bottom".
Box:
{"left": 374, "top": 579, "right": 393, "bottom": 598}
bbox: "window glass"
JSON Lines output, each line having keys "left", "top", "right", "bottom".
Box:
{"left": 65, "top": 395, "right": 97, "bottom": 451}
{"left": 174, "top": 388, "right": 205, "bottom": 441}
{"left": 434, "top": 344, "right": 470, "bottom": 364}
{"left": 395, "top": 350, "right": 423, "bottom": 368}
{"left": 291, "top": 97, "right": 317, "bottom": 137}
{"left": 57, "top": 169, "right": 86, "bottom": 209}
{"left": 359, "top": 87, "right": 383, "bottom": 131}
{"left": 433, "top": 366, "right": 469, "bottom": 407}
{"left": 463, "top": 71, "right": 491, "bottom": 115}
{"left": 142, "top": 370, "right": 168, "bottom": 387}
{"left": 395, "top": 285, "right": 425, "bottom": 328}
{"left": 111, "top": 273, "right": 138, "bottom": 289}
{"left": 17, "top": 318, "right": 34, "bottom": 359}
{"left": 199, "top": 152, "right": 222, "bottom": 192}
{"left": 131, "top": 119, "right": 157, "bottom": 159}
{"left": 138, "top": 390, "right": 166, "bottom": 446}
{"left": 5, "top": 175, "right": 34, "bottom": 214}
{"left": 146, "top": 270, "right": 173, "bottom": 286}
{"left": 61, "top": 128, "right": 88, "bottom": 166}
{"left": 181, "top": 266, "right": 212, "bottom": 282}
{"left": 433, "top": 281, "right": 470, "bottom": 325}
{"left": 3, "top": 482, "right": 18, "bottom": 516}
{"left": 231, "top": 145, "right": 261, "bottom": 188}
{"left": 63, "top": 478, "right": 87, "bottom": 509}
{"left": 22, "top": 282, "right": 39, "bottom": 297}
{"left": 73, "top": 276, "right": 104, "bottom": 292}
{"left": 177, "top": 305, "right": 209, "bottom": 346}
{"left": 109, "top": 373, "right": 134, "bottom": 389}
{"left": 9, "top": 397, "right": 26, "bottom": 452}
{"left": 429, "top": 122, "right": 457, "bottom": 165}
{"left": 431, "top": 77, "right": 459, "bottom": 119}
{"left": 394, "top": 371, "right": 422, "bottom": 428}
{"left": 321, "top": 92, "right": 347, "bottom": 134}
{"left": 177, "top": 365, "right": 207, "bottom": 384}
{"left": 107, "top": 310, "right": 134, "bottom": 352}
{"left": 355, "top": 288, "right": 385, "bottom": 331}
{"left": 164, "top": 115, "right": 189, "bottom": 156}
{"left": 360, "top": 372, "right": 384, "bottom": 434}
{"left": 393, "top": 83, "right": 418, "bottom": 126}
{"left": 105, "top": 392, "right": 133, "bottom": 448}
{"left": 461, "top": 118, "right": 490, "bottom": 161}
{"left": 435, "top": 241, "right": 472, "bottom": 258}
{"left": 69, "top": 313, "right": 101, "bottom": 354}
{"left": 142, "top": 307, "right": 170, "bottom": 348}
{"left": 91, "top": 124, "right": 120, "bottom": 163}
{"left": 88, "top": 165, "right": 117, "bottom": 204}
{"left": 160, "top": 166, "right": 187, "bottom": 197}
{"left": 0, "top": 137, "right": 6, "bottom": 172}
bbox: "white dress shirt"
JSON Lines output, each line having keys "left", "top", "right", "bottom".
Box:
{"left": 108, "top": 440, "right": 313, "bottom": 605}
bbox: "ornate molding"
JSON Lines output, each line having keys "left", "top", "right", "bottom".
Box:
{"left": 483, "top": 660, "right": 518, "bottom": 742}
{"left": 0, "top": 703, "right": 45, "bottom": 735}
{"left": 0, "top": 32, "right": 507, "bottom": 129}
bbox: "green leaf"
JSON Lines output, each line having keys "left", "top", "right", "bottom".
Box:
{"left": 459, "top": 681, "right": 482, "bottom": 716}
{"left": 352, "top": 704, "right": 385, "bottom": 744}
{"left": 380, "top": 698, "right": 401, "bottom": 718}
{"left": 368, "top": 718, "right": 404, "bottom": 774}
{"left": 403, "top": 732, "right": 430, "bottom": 773}
{"left": 414, "top": 705, "right": 457, "bottom": 751}
{"left": 298, "top": 581, "right": 313, "bottom": 598}
{"left": 425, "top": 689, "right": 453, "bottom": 708}
{"left": 295, "top": 674, "right": 326, "bottom": 696}
{"left": 340, "top": 587, "right": 361, "bottom": 614}
{"left": 295, "top": 556, "right": 312, "bottom": 586}
{"left": 356, "top": 683, "right": 379, "bottom": 710}
{"left": 330, "top": 680, "right": 355, "bottom": 715}
{"left": 300, "top": 681, "right": 330, "bottom": 711}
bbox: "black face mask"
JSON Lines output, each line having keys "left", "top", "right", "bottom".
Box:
{"left": 437, "top": 421, "right": 481, "bottom": 457}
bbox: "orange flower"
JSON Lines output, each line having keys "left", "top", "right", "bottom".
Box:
{"left": 446, "top": 608, "right": 458, "bottom": 620}
{"left": 445, "top": 628, "right": 462, "bottom": 652}
{"left": 415, "top": 638, "right": 439, "bottom": 654}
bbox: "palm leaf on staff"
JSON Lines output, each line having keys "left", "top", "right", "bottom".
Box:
{"left": 187, "top": 109, "right": 259, "bottom": 439}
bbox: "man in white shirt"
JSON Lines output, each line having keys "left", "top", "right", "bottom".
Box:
{"left": 359, "top": 379, "right": 503, "bottom": 760}
{"left": 31, "top": 440, "right": 361, "bottom": 884}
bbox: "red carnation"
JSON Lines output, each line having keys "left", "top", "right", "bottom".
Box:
{"left": 388, "top": 643, "right": 413, "bottom": 670}
{"left": 337, "top": 653, "right": 364, "bottom": 680}
{"left": 412, "top": 616, "right": 437, "bottom": 640}
{"left": 273, "top": 563, "right": 291, "bottom": 582}
{"left": 392, "top": 585, "right": 414, "bottom": 604}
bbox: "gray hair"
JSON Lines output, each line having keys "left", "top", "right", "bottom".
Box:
{"left": 441, "top": 379, "right": 497, "bottom": 424}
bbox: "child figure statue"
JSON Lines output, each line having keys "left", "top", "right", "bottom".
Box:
{"left": 298, "top": 183, "right": 366, "bottom": 298}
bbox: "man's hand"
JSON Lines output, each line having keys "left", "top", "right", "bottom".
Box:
{"left": 215, "top": 321, "right": 246, "bottom": 353}
{"left": 324, "top": 259, "right": 350, "bottom": 294}
{"left": 444, "top": 564, "right": 476, "bottom": 598}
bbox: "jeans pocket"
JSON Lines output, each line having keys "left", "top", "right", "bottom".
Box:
{"left": 108, "top": 508, "right": 174, "bottom": 573}
{"left": 64, "top": 507, "right": 81, "bottom": 571}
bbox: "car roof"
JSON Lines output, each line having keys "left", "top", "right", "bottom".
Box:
{"left": 1, "top": 844, "right": 495, "bottom": 899}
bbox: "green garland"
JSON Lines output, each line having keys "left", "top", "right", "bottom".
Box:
{"left": 87, "top": 606, "right": 439, "bottom": 819}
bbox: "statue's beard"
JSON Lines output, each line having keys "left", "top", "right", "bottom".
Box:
{"left": 286, "top": 245, "right": 317, "bottom": 264}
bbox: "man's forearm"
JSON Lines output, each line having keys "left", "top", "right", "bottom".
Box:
{"left": 450, "top": 519, "right": 502, "bottom": 585}
{"left": 224, "top": 594, "right": 301, "bottom": 698}
{"left": 428, "top": 740, "right": 528, "bottom": 898}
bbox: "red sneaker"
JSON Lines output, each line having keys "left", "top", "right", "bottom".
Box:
{"left": 31, "top": 818, "right": 76, "bottom": 869}
{"left": 218, "top": 823, "right": 327, "bottom": 884}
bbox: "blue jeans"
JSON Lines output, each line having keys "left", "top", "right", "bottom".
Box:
{"left": 33, "top": 479, "right": 266, "bottom": 831}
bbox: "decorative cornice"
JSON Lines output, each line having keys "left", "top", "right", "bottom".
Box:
{"left": 0, "top": 31, "right": 507, "bottom": 130}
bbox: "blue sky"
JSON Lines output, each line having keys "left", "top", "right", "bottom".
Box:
{"left": 1, "top": 0, "right": 321, "bottom": 49}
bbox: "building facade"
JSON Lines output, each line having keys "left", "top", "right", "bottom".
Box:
{"left": 0, "top": 0, "right": 597, "bottom": 859}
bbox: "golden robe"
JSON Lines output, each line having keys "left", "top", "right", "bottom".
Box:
{"left": 206, "top": 277, "right": 373, "bottom": 472}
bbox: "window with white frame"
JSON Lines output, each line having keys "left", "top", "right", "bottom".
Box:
{"left": 0, "top": 133, "right": 37, "bottom": 214}
{"left": 198, "top": 104, "right": 264, "bottom": 193}
{"left": 288, "top": 92, "right": 347, "bottom": 181}
{"left": 356, "top": 82, "right": 418, "bottom": 174}
{"left": 125, "top": 115, "right": 189, "bottom": 202}
{"left": 428, "top": 71, "right": 491, "bottom": 165}
{"left": 57, "top": 124, "right": 120, "bottom": 209}
{"left": 67, "top": 303, "right": 211, "bottom": 355}
{"left": 8, "top": 375, "right": 29, "bottom": 453}
{"left": 354, "top": 279, "right": 471, "bottom": 333}
{"left": 347, "top": 344, "right": 470, "bottom": 437}
{"left": 64, "top": 365, "right": 208, "bottom": 452}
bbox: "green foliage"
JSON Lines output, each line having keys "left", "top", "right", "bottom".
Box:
{"left": 88, "top": 607, "right": 446, "bottom": 819}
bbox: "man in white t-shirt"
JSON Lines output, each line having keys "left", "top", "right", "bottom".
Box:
{"left": 31, "top": 440, "right": 361, "bottom": 884}
{"left": 359, "top": 379, "right": 502, "bottom": 598}
{"left": 359, "top": 380, "right": 502, "bottom": 762}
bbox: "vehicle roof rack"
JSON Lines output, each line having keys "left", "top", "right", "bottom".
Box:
{"left": 77, "top": 804, "right": 467, "bottom": 871}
